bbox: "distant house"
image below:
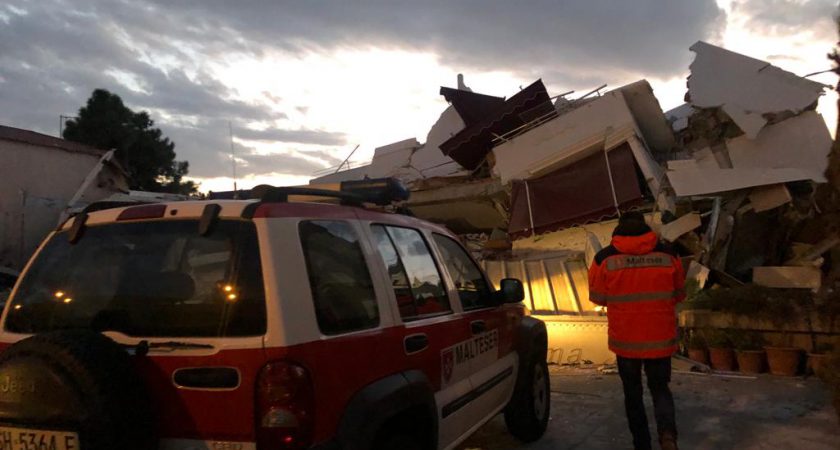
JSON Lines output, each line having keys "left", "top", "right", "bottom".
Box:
{"left": 0, "top": 125, "right": 128, "bottom": 270}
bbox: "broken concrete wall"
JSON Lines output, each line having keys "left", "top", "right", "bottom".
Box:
{"left": 492, "top": 90, "right": 638, "bottom": 184}
{"left": 725, "top": 111, "right": 830, "bottom": 178}
{"left": 311, "top": 105, "right": 468, "bottom": 184}
{"left": 687, "top": 41, "right": 826, "bottom": 139}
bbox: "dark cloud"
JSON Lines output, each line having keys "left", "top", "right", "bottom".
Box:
{"left": 141, "top": 0, "right": 725, "bottom": 78}
{"left": 1, "top": 0, "right": 728, "bottom": 183}
{"left": 235, "top": 126, "right": 345, "bottom": 146}
{"left": 733, "top": 0, "right": 836, "bottom": 39}
{"left": 0, "top": 0, "right": 344, "bottom": 182}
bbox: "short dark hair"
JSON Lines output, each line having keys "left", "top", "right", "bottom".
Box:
{"left": 613, "top": 211, "right": 652, "bottom": 237}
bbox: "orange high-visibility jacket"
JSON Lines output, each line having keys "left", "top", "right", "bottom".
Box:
{"left": 588, "top": 231, "right": 685, "bottom": 359}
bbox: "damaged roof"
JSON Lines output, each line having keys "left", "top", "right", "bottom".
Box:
{"left": 439, "top": 87, "right": 505, "bottom": 126}
{"left": 439, "top": 79, "right": 552, "bottom": 170}
{"left": 0, "top": 124, "right": 106, "bottom": 156}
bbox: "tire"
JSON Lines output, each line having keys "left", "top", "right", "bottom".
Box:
{"left": 504, "top": 351, "right": 550, "bottom": 443}
{"left": 374, "top": 433, "right": 424, "bottom": 450}
{"left": 0, "top": 330, "right": 157, "bottom": 450}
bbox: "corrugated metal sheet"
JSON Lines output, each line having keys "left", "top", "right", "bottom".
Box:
{"left": 482, "top": 254, "right": 599, "bottom": 316}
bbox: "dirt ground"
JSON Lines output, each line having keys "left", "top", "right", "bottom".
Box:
{"left": 459, "top": 365, "right": 837, "bottom": 450}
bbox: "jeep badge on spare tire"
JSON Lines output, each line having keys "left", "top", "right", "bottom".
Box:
{"left": 0, "top": 330, "right": 156, "bottom": 450}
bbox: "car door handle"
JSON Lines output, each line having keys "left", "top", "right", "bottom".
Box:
{"left": 404, "top": 333, "right": 429, "bottom": 354}
{"left": 471, "top": 320, "right": 487, "bottom": 335}
{"left": 173, "top": 367, "right": 240, "bottom": 389}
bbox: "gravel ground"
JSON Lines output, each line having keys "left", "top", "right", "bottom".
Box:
{"left": 459, "top": 365, "right": 837, "bottom": 450}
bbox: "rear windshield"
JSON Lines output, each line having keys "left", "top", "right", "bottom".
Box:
{"left": 5, "top": 219, "right": 266, "bottom": 337}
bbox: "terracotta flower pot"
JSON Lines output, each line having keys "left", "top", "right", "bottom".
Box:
{"left": 736, "top": 350, "right": 765, "bottom": 374}
{"left": 808, "top": 353, "right": 827, "bottom": 377}
{"left": 764, "top": 347, "right": 802, "bottom": 376}
{"left": 687, "top": 348, "right": 709, "bottom": 365}
{"left": 709, "top": 347, "right": 736, "bottom": 371}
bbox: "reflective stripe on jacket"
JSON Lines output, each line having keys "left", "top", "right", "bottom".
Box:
{"left": 588, "top": 231, "right": 685, "bottom": 359}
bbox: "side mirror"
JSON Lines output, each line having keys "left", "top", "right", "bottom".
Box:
{"left": 496, "top": 278, "right": 524, "bottom": 304}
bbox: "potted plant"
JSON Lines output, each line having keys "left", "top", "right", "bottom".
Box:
{"left": 707, "top": 329, "right": 736, "bottom": 371}
{"left": 808, "top": 343, "right": 835, "bottom": 377}
{"left": 817, "top": 348, "right": 840, "bottom": 423}
{"left": 732, "top": 330, "right": 766, "bottom": 374}
{"left": 684, "top": 328, "right": 708, "bottom": 365}
{"left": 764, "top": 330, "right": 803, "bottom": 377}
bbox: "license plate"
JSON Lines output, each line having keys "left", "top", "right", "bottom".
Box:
{"left": 0, "top": 426, "right": 79, "bottom": 450}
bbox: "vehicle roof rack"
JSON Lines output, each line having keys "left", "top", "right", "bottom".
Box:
{"left": 252, "top": 177, "right": 410, "bottom": 207}
{"left": 253, "top": 186, "right": 366, "bottom": 206}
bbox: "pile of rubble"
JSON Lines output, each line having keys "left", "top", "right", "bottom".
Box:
{"left": 312, "top": 41, "right": 835, "bottom": 313}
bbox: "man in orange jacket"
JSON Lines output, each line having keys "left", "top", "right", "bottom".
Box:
{"left": 588, "top": 212, "right": 685, "bottom": 450}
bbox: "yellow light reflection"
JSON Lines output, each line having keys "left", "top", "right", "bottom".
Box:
{"left": 13, "top": 305, "right": 21, "bottom": 310}
{"left": 227, "top": 293, "right": 238, "bottom": 301}
{"left": 63, "top": 298, "right": 73, "bottom": 304}
{"left": 54, "top": 291, "right": 65, "bottom": 299}
{"left": 223, "top": 285, "right": 234, "bottom": 293}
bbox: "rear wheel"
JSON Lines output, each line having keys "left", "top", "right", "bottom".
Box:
{"left": 0, "top": 330, "right": 156, "bottom": 450}
{"left": 504, "top": 352, "right": 550, "bottom": 442}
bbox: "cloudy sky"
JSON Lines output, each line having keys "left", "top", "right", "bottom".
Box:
{"left": 1, "top": 0, "right": 837, "bottom": 193}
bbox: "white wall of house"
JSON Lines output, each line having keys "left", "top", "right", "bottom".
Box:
{"left": 0, "top": 139, "right": 125, "bottom": 269}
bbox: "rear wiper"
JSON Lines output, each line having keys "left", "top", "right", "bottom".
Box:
{"left": 134, "top": 340, "right": 215, "bottom": 356}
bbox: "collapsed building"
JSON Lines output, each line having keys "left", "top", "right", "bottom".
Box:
{"left": 311, "top": 41, "right": 834, "bottom": 364}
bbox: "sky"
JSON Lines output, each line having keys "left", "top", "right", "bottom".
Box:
{"left": 0, "top": 0, "right": 837, "bottom": 194}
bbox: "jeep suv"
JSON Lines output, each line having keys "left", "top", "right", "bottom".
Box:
{"left": 0, "top": 179, "right": 549, "bottom": 450}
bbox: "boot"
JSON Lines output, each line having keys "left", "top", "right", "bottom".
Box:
{"left": 659, "top": 431, "right": 678, "bottom": 450}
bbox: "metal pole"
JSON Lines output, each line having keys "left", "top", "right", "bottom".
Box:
{"left": 229, "top": 121, "right": 237, "bottom": 195}
{"left": 524, "top": 180, "right": 535, "bottom": 237}
{"left": 335, "top": 144, "right": 360, "bottom": 174}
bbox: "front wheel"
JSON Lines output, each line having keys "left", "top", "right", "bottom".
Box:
{"left": 504, "top": 355, "right": 550, "bottom": 442}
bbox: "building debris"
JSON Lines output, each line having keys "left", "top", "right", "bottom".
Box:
{"left": 315, "top": 42, "right": 833, "bottom": 363}
{"left": 686, "top": 41, "right": 826, "bottom": 139}
{"left": 753, "top": 266, "right": 822, "bottom": 290}
{"left": 660, "top": 212, "right": 702, "bottom": 242}
{"left": 748, "top": 184, "right": 792, "bottom": 212}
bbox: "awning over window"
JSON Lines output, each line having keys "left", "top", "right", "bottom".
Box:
{"left": 508, "top": 143, "right": 645, "bottom": 238}
{"left": 440, "top": 79, "right": 552, "bottom": 170}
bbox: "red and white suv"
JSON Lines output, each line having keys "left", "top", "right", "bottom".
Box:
{"left": 0, "top": 179, "right": 549, "bottom": 450}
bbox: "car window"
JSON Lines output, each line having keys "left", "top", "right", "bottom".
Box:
{"left": 299, "top": 221, "right": 379, "bottom": 335}
{"left": 370, "top": 226, "right": 417, "bottom": 318}
{"left": 433, "top": 234, "right": 494, "bottom": 310}
{"left": 6, "top": 220, "right": 266, "bottom": 337}
{"left": 371, "top": 225, "right": 450, "bottom": 320}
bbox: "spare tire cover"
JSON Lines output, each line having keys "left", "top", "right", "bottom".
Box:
{"left": 0, "top": 330, "right": 156, "bottom": 450}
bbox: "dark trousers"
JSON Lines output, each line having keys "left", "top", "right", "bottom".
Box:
{"left": 617, "top": 356, "right": 676, "bottom": 450}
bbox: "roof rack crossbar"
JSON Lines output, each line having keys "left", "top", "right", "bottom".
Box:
{"left": 256, "top": 186, "right": 365, "bottom": 206}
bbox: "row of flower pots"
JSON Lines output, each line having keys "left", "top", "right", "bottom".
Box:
{"left": 687, "top": 346, "right": 826, "bottom": 376}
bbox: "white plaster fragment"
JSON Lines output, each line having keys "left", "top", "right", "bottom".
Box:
{"left": 687, "top": 41, "right": 825, "bottom": 137}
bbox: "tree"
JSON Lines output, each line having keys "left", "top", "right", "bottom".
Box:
{"left": 63, "top": 89, "right": 197, "bottom": 195}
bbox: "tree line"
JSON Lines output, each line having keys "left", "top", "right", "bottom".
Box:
{"left": 63, "top": 89, "right": 197, "bottom": 195}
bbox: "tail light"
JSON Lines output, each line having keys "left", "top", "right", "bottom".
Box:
{"left": 256, "top": 361, "right": 315, "bottom": 450}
